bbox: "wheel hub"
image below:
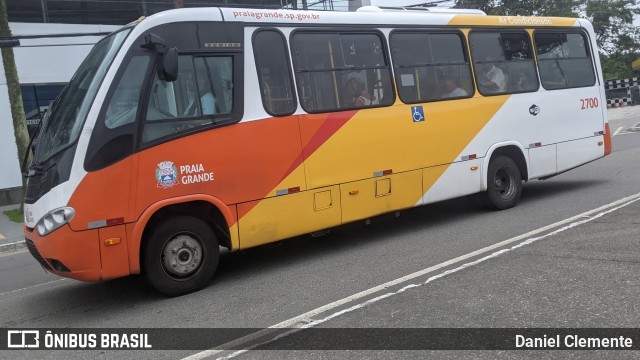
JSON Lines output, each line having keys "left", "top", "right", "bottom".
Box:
{"left": 162, "top": 234, "right": 203, "bottom": 277}
{"left": 494, "top": 168, "right": 514, "bottom": 200}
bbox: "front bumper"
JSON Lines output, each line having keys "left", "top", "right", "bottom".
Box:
{"left": 24, "top": 224, "right": 103, "bottom": 282}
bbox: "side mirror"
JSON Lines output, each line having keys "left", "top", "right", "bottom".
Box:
{"left": 160, "top": 47, "right": 178, "bottom": 82}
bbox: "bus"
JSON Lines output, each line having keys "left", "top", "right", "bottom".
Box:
{"left": 23, "top": 6, "right": 611, "bottom": 296}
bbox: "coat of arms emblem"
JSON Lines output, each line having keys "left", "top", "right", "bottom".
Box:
{"left": 156, "top": 161, "right": 179, "bottom": 188}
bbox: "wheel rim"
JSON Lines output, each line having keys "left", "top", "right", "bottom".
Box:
{"left": 493, "top": 167, "right": 515, "bottom": 200}
{"left": 161, "top": 233, "right": 204, "bottom": 279}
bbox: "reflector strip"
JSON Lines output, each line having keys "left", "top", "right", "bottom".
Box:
{"left": 529, "top": 142, "right": 542, "bottom": 148}
{"left": 88, "top": 217, "right": 124, "bottom": 229}
{"left": 595, "top": 131, "right": 605, "bottom": 136}
{"left": 373, "top": 169, "right": 393, "bottom": 177}
{"left": 276, "top": 187, "right": 301, "bottom": 196}
{"left": 106, "top": 217, "right": 125, "bottom": 226}
{"left": 87, "top": 220, "right": 107, "bottom": 229}
{"left": 460, "top": 154, "right": 477, "bottom": 161}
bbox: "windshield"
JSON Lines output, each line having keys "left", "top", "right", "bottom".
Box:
{"left": 33, "top": 29, "right": 131, "bottom": 163}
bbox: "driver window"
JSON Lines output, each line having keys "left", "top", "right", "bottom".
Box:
{"left": 143, "top": 55, "right": 233, "bottom": 143}
{"left": 104, "top": 56, "right": 151, "bottom": 129}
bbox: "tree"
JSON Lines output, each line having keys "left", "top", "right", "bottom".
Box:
{"left": 600, "top": 52, "right": 639, "bottom": 79}
{"left": 0, "top": 0, "right": 29, "bottom": 185}
{"left": 455, "top": 0, "right": 640, "bottom": 79}
{"left": 585, "top": 0, "right": 640, "bottom": 54}
{"left": 455, "top": 0, "right": 578, "bottom": 17}
{"left": 493, "top": 0, "right": 579, "bottom": 17}
{"left": 454, "top": 0, "right": 497, "bottom": 13}
{"left": 455, "top": 0, "right": 640, "bottom": 51}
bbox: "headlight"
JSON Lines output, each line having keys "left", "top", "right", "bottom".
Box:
{"left": 36, "top": 207, "right": 75, "bottom": 237}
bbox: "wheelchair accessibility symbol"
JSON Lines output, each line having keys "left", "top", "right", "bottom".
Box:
{"left": 411, "top": 106, "right": 425, "bottom": 122}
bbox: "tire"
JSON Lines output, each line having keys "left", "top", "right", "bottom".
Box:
{"left": 481, "top": 155, "right": 522, "bottom": 210}
{"left": 143, "top": 216, "right": 219, "bottom": 296}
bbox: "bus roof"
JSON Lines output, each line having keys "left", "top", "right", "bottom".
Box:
{"left": 137, "top": 7, "right": 581, "bottom": 31}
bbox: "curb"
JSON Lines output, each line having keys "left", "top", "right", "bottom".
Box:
{"left": 0, "top": 240, "right": 27, "bottom": 254}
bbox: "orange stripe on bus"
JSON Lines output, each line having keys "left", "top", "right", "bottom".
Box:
{"left": 604, "top": 123, "right": 612, "bottom": 156}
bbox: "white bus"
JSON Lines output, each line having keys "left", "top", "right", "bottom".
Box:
{"left": 23, "top": 6, "right": 610, "bottom": 295}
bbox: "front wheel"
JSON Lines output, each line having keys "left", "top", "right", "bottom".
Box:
{"left": 481, "top": 155, "right": 522, "bottom": 210}
{"left": 143, "top": 216, "right": 219, "bottom": 296}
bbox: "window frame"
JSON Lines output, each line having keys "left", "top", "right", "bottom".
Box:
{"left": 289, "top": 28, "right": 396, "bottom": 114}
{"left": 389, "top": 28, "right": 475, "bottom": 104}
{"left": 252, "top": 27, "right": 298, "bottom": 117}
{"left": 137, "top": 49, "right": 244, "bottom": 150}
{"left": 469, "top": 29, "right": 540, "bottom": 97}
{"left": 533, "top": 29, "right": 598, "bottom": 91}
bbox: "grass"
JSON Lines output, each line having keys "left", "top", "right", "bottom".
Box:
{"left": 3, "top": 208, "right": 23, "bottom": 223}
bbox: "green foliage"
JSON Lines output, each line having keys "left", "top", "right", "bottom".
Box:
{"left": 454, "top": 0, "right": 579, "bottom": 16}
{"left": 585, "top": 0, "right": 640, "bottom": 54}
{"left": 3, "top": 208, "right": 22, "bottom": 223}
{"left": 601, "top": 52, "right": 640, "bottom": 80}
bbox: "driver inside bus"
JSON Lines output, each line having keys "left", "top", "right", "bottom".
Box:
{"left": 184, "top": 77, "right": 217, "bottom": 116}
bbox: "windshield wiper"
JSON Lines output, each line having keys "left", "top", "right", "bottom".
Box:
{"left": 22, "top": 85, "right": 68, "bottom": 174}
{"left": 21, "top": 106, "right": 51, "bottom": 174}
{"left": 21, "top": 121, "right": 42, "bottom": 175}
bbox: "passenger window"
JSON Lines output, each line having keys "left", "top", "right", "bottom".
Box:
{"left": 291, "top": 32, "right": 394, "bottom": 113}
{"left": 535, "top": 32, "right": 596, "bottom": 90}
{"left": 470, "top": 31, "right": 539, "bottom": 95}
{"left": 104, "top": 56, "right": 151, "bottom": 129}
{"left": 390, "top": 32, "right": 473, "bottom": 103}
{"left": 143, "top": 55, "right": 233, "bottom": 143}
{"left": 253, "top": 29, "right": 297, "bottom": 116}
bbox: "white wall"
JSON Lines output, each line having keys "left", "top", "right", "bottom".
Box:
{"left": 0, "top": 22, "right": 119, "bottom": 190}
{"left": 0, "top": 83, "right": 23, "bottom": 189}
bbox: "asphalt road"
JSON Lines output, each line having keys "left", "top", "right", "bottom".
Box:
{"left": 1, "top": 131, "right": 639, "bottom": 360}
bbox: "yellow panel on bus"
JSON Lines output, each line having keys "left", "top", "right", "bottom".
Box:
{"left": 340, "top": 170, "right": 423, "bottom": 224}
{"left": 238, "top": 186, "right": 341, "bottom": 249}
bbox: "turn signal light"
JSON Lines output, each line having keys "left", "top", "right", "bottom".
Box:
{"left": 104, "top": 238, "right": 121, "bottom": 246}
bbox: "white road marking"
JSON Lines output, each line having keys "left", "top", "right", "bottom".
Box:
{"left": 0, "top": 248, "right": 27, "bottom": 258}
{"left": 613, "top": 126, "right": 624, "bottom": 136}
{"left": 181, "top": 192, "right": 640, "bottom": 360}
{"left": 0, "top": 279, "right": 66, "bottom": 297}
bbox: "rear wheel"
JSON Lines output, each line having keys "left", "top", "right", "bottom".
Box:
{"left": 482, "top": 155, "right": 522, "bottom": 210}
{"left": 143, "top": 216, "right": 219, "bottom": 296}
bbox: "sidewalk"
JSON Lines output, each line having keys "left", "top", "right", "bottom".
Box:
{"left": 0, "top": 204, "right": 26, "bottom": 253}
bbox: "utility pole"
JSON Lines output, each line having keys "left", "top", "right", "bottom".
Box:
{"left": 0, "top": 0, "right": 29, "bottom": 197}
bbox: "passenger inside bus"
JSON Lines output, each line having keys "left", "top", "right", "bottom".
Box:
{"left": 514, "top": 70, "right": 534, "bottom": 92}
{"left": 478, "top": 57, "right": 506, "bottom": 94}
{"left": 441, "top": 77, "right": 468, "bottom": 98}
{"left": 344, "top": 77, "right": 375, "bottom": 107}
